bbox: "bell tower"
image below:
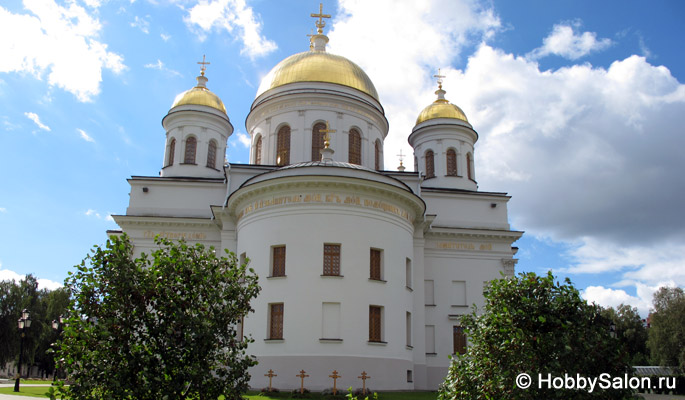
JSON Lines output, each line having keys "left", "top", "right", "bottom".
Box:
{"left": 161, "top": 57, "right": 233, "bottom": 179}
{"left": 409, "top": 72, "right": 478, "bottom": 190}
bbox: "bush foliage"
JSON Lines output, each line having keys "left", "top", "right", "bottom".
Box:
{"left": 51, "top": 234, "right": 260, "bottom": 400}
{"left": 439, "top": 271, "right": 633, "bottom": 400}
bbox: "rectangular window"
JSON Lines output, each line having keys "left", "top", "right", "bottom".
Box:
{"left": 453, "top": 325, "right": 466, "bottom": 354}
{"left": 323, "top": 244, "right": 341, "bottom": 276}
{"left": 424, "top": 280, "right": 435, "bottom": 305}
{"left": 425, "top": 325, "right": 435, "bottom": 354}
{"left": 407, "top": 370, "right": 413, "bottom": 383}
{"left": 406, "top": 258, "right": 412, "bottom": 289}
{"left": 452, "top": 281, "right": 467, "bottom": 306}
{"left": 369, "top": 305, "right": 382, "bottom": 342}
{"left": 406, "top": 312, "right": 412, "bottom": 347}
{"left": 370, "top": 248, "right": 382, "bottom": 280}
{"left": 269, "top": 303, "right": 284, "bottom": 339}
{"left": 271, "top": 246, "right": 286, "bottom": 277}
{"left": 321, "top": 302, "right": 341, "bottom": 339}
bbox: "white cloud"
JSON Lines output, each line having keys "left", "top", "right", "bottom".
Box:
{"left": 319, "top": 1, "right": 685, "bottom": 310}
{"left": 185, "top": 0, "right": 277, "bottom": 60}
{"left": 24, "top": 112, "right": 51, "bottom": 131}
{"left": 83, "top": 0, "right": 102, "bottom": 8}
{"left": 0, "top": 268, "right": 24, "bottom": 282}
{"left": 0, "top": 268, "right": 62, "bottom": 290}
{"left": 455, "top": 46, "right": 685, "bottom": 248}
{"left": 528, "top": 22, "right": 612, "bottom": 60}
{"left": 131, "top": 15, "right": 150, "bottom": 34}
{"left": 236, "top": 132, "right": 251, "bottom": 148}
{"left": 444, "top": 44, "right": 685, "bottom": 299}
{"left": 160, "top": 33, "right": 171, "bottom": 41}
{"left": 85, "top": 208, "right": 101, "bottom": 218}
{"left": 145, "top": 60, "right": 164, "bottom": 70}
{"left": 325, "top": 0, "right": 501, "bottom": 172}
{"left": 77, "top": 128, "right": 95, "bottom": 142}
{"left": 144, "top": 59, "right": 182, "bottom": 77}
{"left": 0, "top": 207, "right": 6, "bottom": 213}
{"left": 637, "top": 34, "right": 652, "bottom": 59}
{"left": 0, "top": 0, "right": 126, "bottom": 102}
{"left": 582, "top": 285, "right": 651, "bottom": 316}
{"left": 85, "top": 209, "right": 115, "bottom": 222}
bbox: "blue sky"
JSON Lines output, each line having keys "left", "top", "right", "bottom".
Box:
{"left": 1, "top": 0, "right": 683, "bottom": 316}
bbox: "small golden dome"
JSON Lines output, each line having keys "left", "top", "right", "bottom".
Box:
{"left": 257, "top": 51, "right": 379, "bottom": 101}
{"left": 171, "top": 75, "right": 227, "bottom": 114}
{"left": 415, "top": 88, "right": 468, "bottom": 125}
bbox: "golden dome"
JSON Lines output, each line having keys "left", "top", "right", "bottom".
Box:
{"left": 415, "top": 88, "right": 468, "bottom": 125}
{"left": 258, "top": 51, "right": 379, "bottom": 101}
{"left": 171, "top": 75, "right": 227, "bottom": 114}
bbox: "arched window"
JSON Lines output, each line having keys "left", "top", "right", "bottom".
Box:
{"left": 206, "top": 140, "right": 217, "bottom": 169}
{"left": 276, "top": 125, "right": 290, "bottom": 166}
{"left": 184, "top": 136, "right": 197, "bottom": 164}
{"left": 311, "top": 122, "right": 326, "bottom": 161}
{"left": 446, "top": 148, "right": 457, "bottom": 176}
{"left": 167, "top": 138, "right": 176, "bottom": 166}
{"left": 467, "top": 152, "right": 473, "bottom": 180}
{"left": 374, "top": 140, "right": 381, "bottom": 170}
{"left": 255, "top": 135, "right": 262, "bottom": 165}
{"left": 425, "top": 150, "right": 435, "bottom": 178}
{"left": 348, "top": 129, "right": 361, "bottom": 165}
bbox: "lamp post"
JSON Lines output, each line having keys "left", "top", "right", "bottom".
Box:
{"left": 14, "top": 309, "right": 32, "bottom": 392}
{"left": 51, "top": 315, "right": 64, "bottom": 381}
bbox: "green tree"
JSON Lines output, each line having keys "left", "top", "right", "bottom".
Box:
{"left": 52, "top": 234, "right": 261, "bottom": 400}
{"left": 647, "top": 287, "right": 685, "bottom": 371}
{"left": 439, "top": 272, "right": 632, "bottom": 400}
{"left": 601, "top": 304, "right": 649, "bottom": 365}
{"left": 36, "top": 288, "right": 70, "bottom": 377}
{"left": 0, "top": 274, "right": 46, "bottom": 375}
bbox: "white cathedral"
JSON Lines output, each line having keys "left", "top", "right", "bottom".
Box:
{"left": 111, "top": 7, "right": 522, "bottom": 391}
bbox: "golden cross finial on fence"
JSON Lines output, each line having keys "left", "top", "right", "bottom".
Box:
{"left": 296, "top": 370, "right": 310, "bottom": 394}
{"left": 329, "top": 370, "right": 341, "bottom": 395}
{"left": 264, "top": 369, "right": 277, "bottom": 391}
{"left": 358, "top": 371, "right": 371, "bottom": 395}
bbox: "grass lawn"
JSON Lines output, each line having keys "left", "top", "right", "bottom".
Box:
{"left": 0, "top": 386, "right": 54, "bottom": 397}
{"left": 0, "top": 387, "right": 437, "bottom": 400}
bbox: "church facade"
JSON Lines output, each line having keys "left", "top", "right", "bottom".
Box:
{"left": 112, "top": 9, "right": 522, "bottom": 391}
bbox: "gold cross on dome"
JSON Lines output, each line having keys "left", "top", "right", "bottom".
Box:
{"left": 433, "top": 68, "right": 446, "bottom": 89}
{"left": 311, "top": 3, "right": 331, "bottom": 34}
{"left": 197, "top": 55, "right": 210, "bottom": 76}
{"left": 321, "top": 121, "right": 336, "bottom": 149}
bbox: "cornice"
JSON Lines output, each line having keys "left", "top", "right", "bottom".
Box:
{"left": 113, "top": 215, "right": 220, "bottom": 229}
{"left": 426, "top": 226, "right": 524, "bottom": 241}
{"left": 226, "top": 175, "right": 425, "bottom": 223}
